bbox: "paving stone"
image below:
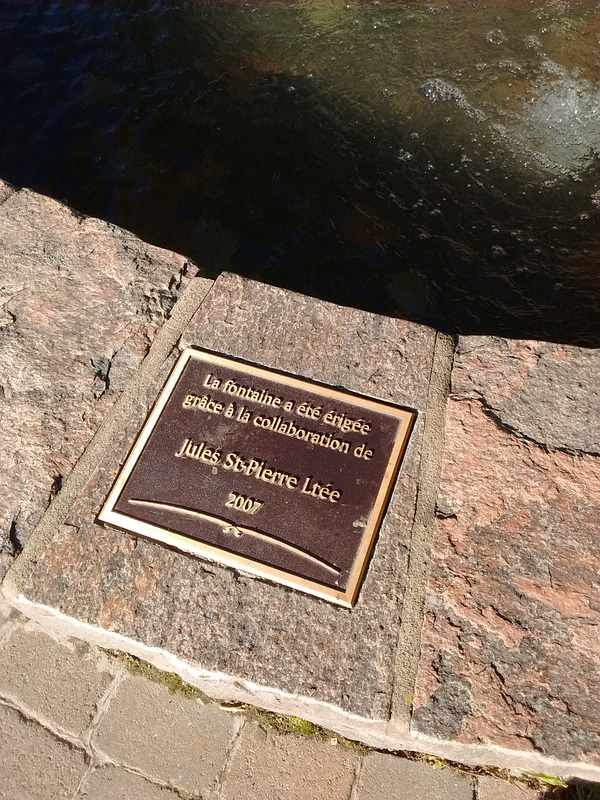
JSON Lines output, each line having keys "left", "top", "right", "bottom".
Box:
{"left": 356, "top": 752, "right": 473, "bottom": 800}
{"left": 413, "top": 336, "right": 600, "bottom": 764}
{"left": 93, "top": 675, "right": 240, "bottom": 795}
{"left": 77, "top": 765, "right": 182, "bottom": 800}
{"left": 16, "top": 273, "right": 438, "bottom": 727}
{"left": 0, "top": 627, "right": 112, "bottom": 736}
{"left": 477, "top": 775, "right": 543, "bottom": 800}
{"left": 221, "top": 721, "right": 358, "bottom": 800}
{"left": 0, "top": 180, "right": 198, "bottom": 579}
{"left": 0, "top": 703, "right": 87, "bottom": 800}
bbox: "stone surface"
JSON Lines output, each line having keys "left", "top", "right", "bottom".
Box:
{"left": 16, "top": 273, "right": 438, "bottom": 724}
{"left": 355, "top": 752, "right": 473, "bottom": 800}
{"left": 0, "top": 180, "right": 198, "bottom": 578}
{"left": 0, "top": 703, "right": 87, "bottom": 800}
{"left": 93, "top": 675, "right": 240, "bottom": 795}
{"left": 221, "top": 721, "right": 358, "bottom": 800}
{"left": 476, "top": 775, "right": 543, "bottom": 800}
{"left": 448, "top": 336, "right": 600, "bottom": 454}
{"left": 0, "top": 627, "right": 112, "bottom": 736}
{"left": 76, "top": 766, "right": 182, "bottom": 800}
{"left": 413, "top": 336, "right": 600, "bottom": 764}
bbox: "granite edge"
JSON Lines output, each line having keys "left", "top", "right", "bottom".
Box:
{"left": 1, "top": 276, "right": 215, "bottom": 604}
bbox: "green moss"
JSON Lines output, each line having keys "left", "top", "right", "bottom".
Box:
{"left": 521, "top": 772, "right": 600, "bottom": 796}
{"left": 263, "top": 711, "right": 320, "bottom": 737}
{"left": 418, "top": 754, "right": 450, "bottom": 771}
{"left": 106, "top": 650, "right": 211, "bottom": 701}
{"left": 98, "top": 660, "right": 350, "bottom": 745}
{"left": 242, "top": 705, "right": 368, "bottom": 752}
{"left": 524, "top": 772, "right": 568, "bottom": 789}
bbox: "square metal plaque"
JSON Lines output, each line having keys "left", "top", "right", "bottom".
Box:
{"left": 99, "top": 348, "right": 415, "bottom": 607}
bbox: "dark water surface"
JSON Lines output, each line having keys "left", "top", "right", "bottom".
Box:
{"left": 2, "top": 0, "right": 600, "bottom": 344}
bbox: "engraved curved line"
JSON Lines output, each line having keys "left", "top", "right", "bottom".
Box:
{"left": 127, "top": 499, "right": 341, "bottom": 575}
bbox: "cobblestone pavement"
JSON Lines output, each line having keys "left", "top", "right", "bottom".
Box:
{"left": 0, "top": 598, "right": 548, "bottom": 800}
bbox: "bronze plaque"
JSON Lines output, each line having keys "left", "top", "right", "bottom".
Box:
{"left": 99, "top": 348, "right": 415, "bottom": 607}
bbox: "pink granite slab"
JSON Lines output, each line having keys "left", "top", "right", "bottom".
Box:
{"left": 413, "top": 336, "right": 600, "bottom": 765}
{"left": 0, "top": 181, "right": 198, "bottom": 578}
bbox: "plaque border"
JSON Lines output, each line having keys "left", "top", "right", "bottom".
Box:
{"left": 99, "top": 347, "right": 416, "bottom": 608}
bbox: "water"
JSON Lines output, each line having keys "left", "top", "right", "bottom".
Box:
{"left": 1, "top": 0, "right": 600, "bottom": 345}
